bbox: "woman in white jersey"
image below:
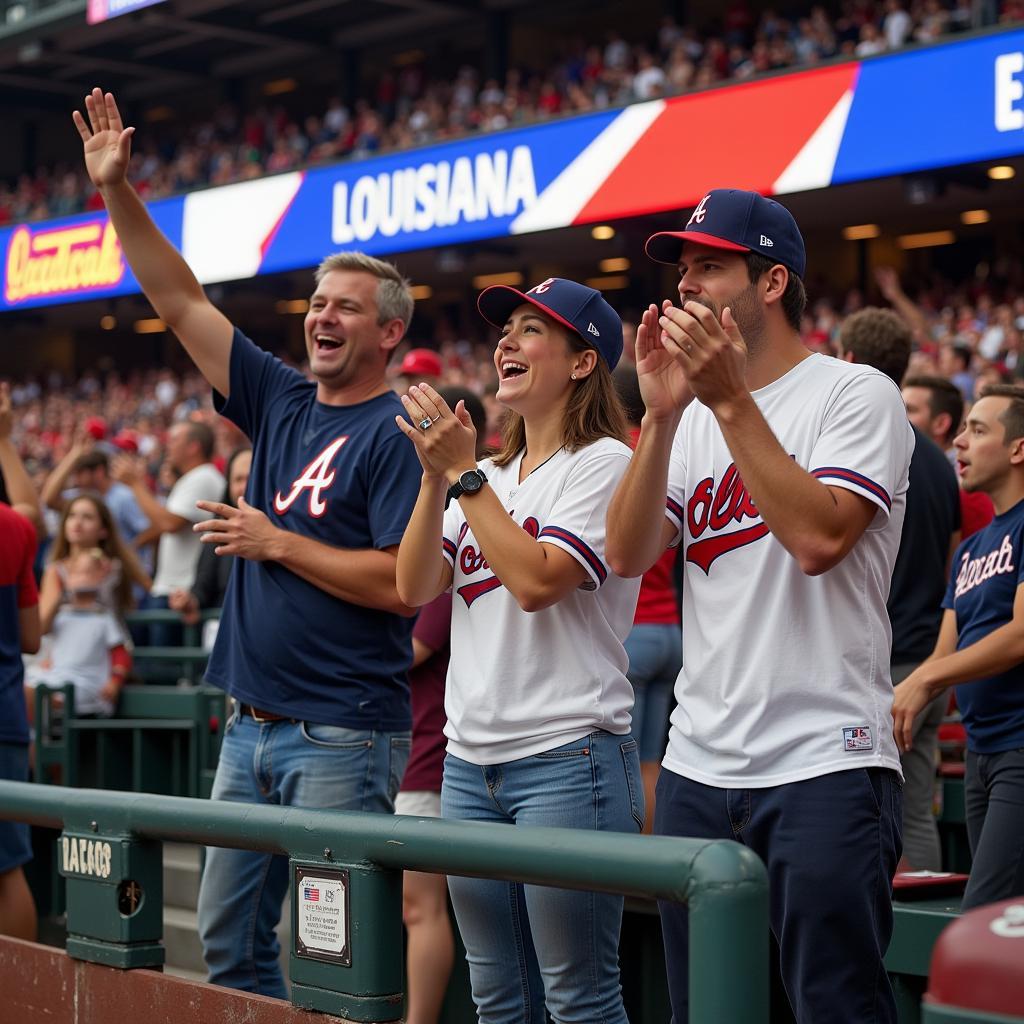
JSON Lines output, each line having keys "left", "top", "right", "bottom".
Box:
{"left": 395, "top": 277, "right": 642, "bottom": 1024}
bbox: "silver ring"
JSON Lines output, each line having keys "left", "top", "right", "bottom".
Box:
{"left": 684, "top": 342, "right": 693, "bottom": 354}
{"left": 418, "top": 417, "right": 432, "bottom": 430}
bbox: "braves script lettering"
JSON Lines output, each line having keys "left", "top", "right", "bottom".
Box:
{"left": 686, "top": 462, "right": 768, "bottom": 573}
{"left": 954, "top": 534, "right": 1016, "bottom": 599}
{"left": 457, "top": 516, "right": 539, "bottom": 606}
{"left": 274, "top": 436, "right": 349, "bottom": 518}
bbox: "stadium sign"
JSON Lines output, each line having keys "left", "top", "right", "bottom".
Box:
{"left": 330, "top": 146, "right": 538, "bottom": 244}
{"left": 1, "top": 27, "right": 1022, "bottom": 312}
{"left": 87, "top": 0, "right": 166, "bottom": 25}
{"left": 4, "top": 221, "right": 125, "bottom": 304}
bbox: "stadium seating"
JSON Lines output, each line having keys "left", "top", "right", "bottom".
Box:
{"left": 33, "top": 682, "right": 225, "bottom": 800}
{"left": 923, "top": 898, "right": 1024, "bottom": 1022}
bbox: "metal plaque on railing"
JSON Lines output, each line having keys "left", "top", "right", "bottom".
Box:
{"left": 293, "top": 865, "right": 351, "bottom": 966}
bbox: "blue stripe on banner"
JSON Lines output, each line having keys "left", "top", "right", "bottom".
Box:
{"left": 538, "top": 526, "right": 607, "bottom": 584}
{"left": 812, "top": 467, "right": 891, "bottom": 509}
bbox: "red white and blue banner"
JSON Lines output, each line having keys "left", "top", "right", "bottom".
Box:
{"left": 87, "top": 0, "right": 166, "bottom": 25}
{"left": 3, "top": 27, "right": 1022, "bottom": 311}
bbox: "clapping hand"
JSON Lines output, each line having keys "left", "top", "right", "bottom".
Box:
{"left": 395, "top": 383, "right": 478, "bottom": 483}
{"left": 635, "top": 302, "right": 694, "bottom": 422}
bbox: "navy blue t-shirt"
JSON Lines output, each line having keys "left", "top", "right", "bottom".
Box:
{"left": 943, "top": 497, "right": 1024, "bottom": 753}
{"left": 205, "top": 329, "right": 421, "bottom": 729}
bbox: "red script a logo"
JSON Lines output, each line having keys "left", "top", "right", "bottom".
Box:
{"left": 274, "top": 436, "right": 349, "bottom": 518}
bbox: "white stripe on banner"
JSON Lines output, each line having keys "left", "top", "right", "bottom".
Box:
{"left": 182, "top": 172, "right": 304, "bottom": 285}
{"left": 509, "top": 100, "right": 666, "bottom": 236}
{"left": 772, "top": 89, "right": 854, "bottom": 196}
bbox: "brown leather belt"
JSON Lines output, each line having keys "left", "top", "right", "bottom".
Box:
{"left": 237, "top": 702, "right": 297, "bottom": 723}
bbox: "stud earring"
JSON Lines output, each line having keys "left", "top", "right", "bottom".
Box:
{"left": 571, "top": 373, "right": 577, "bottom": 380}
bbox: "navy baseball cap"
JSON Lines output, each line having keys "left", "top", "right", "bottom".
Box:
{"left": 645, "top": 189, "right": 806, "bottom": 279}
{"left": 477, "top": 277, "right": 624, "bottom": 369}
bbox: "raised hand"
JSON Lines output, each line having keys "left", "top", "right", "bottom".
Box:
{"left": 874, "top": 266, "right": 903, "bottom": 302}
{"left": 73, "top": 88, "right": 135, "bottom": 190}
{"left": 635, "top": 301, "right": 693, "bottom": 422}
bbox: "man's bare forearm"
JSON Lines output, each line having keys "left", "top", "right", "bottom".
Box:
{"left": 713, "top": 395, "right": 869, "bottom": 575}
{"left": 274, "top": 531, "right": 415, "bottom": 616}
{"left": 100, "top": 181, "right": 207, "bottom": 324}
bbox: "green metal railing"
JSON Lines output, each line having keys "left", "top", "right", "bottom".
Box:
{"left": 0, "top": 780, "right": 769, "bottom": 1022}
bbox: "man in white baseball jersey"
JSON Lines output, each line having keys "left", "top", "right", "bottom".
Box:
{"left": 607, "top": 189, "right": 913, "bottom": 1023}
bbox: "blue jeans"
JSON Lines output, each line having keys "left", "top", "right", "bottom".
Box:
{"left": 441, "top": 731, "right": 643, "bottom": 1024}
{"left": 655, "top": 766, "right": 902, "bottom": 1024}
{"left": 963, "top": 747, "right": 1024, "bottom": 910}
{"left": 196, "top": 706, "right": 410, "bottom": 996}
{"left": 0, "top": 742, "right": 31, "bottom": 874}
{"left": 625, "top": 623, "right": 681, "bottom": 762}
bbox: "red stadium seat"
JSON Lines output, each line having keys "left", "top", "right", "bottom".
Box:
{"left": 923, "top": 899, "right": 1024, "bottom": 1021}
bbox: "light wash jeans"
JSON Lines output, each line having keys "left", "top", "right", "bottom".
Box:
{"left": 625, "top": 623, "right": 682, "bottom": 762}
{"left": 196, "top": 705, "right": 410, "bottom": 996}
{"left": 441, "top": 731, "right": 643, "bottom": 1024}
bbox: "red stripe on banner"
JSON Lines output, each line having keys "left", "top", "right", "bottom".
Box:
{"left": 260, "top": 171, "right": 306, "bottom": 261}
{"left": 573, "top": 63, "right": 860, "bottom": 224}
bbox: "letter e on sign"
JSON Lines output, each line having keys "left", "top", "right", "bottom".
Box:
{"left": 995, "top": 52, "right": 1024, "bottom": 133}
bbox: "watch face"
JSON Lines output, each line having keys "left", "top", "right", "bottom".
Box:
{"left": 460, "top": 470, "right": 483, "bottom": 493}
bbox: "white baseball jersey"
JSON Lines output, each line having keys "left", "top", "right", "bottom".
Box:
{"left": 663, "top": 353, "right": 914, "bottom": 787}
{"left": 441, "top": 437, "right": 641, "bottom": 765}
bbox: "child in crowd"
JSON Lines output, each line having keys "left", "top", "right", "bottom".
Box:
{"left": 25, "top": 548, "right": 132, "bottom": 718}
{"left": 38, "top": 492, "right": 151, "bottom": 635}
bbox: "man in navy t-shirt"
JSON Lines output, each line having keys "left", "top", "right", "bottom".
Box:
{"left": 893, "top": 384, "right": 1024, "bottom": 910}
{"left": 74, "top": 91, "right": 422, "bottom": 996}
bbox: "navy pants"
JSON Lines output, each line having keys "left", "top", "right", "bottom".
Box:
{"left": 655, "top": 766, "right": 902, "bottom": 1024}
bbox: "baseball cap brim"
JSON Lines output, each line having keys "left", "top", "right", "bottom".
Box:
{"left": 645, "top": 230, "right": 750, "bottom": 266}
{"left": 477, "top": 286, "right": 581, "bottom": 339}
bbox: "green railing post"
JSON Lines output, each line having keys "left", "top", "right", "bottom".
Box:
{"left": 57, "top": 828, "right": 164, "bottom": 968}
{"left": 687, "top": 841, "right": 769, "bottom": 1022}
{"left": 289, "top": 854, "right": 404, "bottom": 1020}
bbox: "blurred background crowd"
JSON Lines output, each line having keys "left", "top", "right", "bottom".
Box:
{"left": 2, "top": 0, "right": 1020, "bottom": 225}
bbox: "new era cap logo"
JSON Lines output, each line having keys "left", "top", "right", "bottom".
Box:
{"left": 587, "top": 322, "right": 600, "bottom": 337}
{"left": 760, "top": 235, "right": 774, "bottom": 246}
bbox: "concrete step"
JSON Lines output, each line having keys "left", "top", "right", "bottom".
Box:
{"left": 163, "top": 842, "right": 201, "bottom": 909}
{"left": 164, "top": 905, "right": 205, "bottom": 976}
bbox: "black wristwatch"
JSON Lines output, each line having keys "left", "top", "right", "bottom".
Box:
{"left": 445, "top": 469, "right": 487, "bottom": 510}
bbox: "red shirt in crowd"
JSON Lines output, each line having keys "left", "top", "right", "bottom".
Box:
{"left": 400, "top": 591, "right": 452, "bottom": 793}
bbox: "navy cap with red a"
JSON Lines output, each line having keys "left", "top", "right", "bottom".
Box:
{"left": 646, "top": 188, "right": 806, "bottom": 279}
{"left": 477, "top": 277, "right": 624, "bottom": 369}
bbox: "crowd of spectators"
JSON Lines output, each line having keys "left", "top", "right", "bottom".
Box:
{"left": 2, "top": 0, "right": 1018, "bottom": 225}
{"left": 5, "top": 264, "right": 1023, "bottom": 527}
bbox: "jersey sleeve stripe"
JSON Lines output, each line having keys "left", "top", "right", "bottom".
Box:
{"left": 811, "top": 467, "right": 891, "bottom": 510}
{"left": 666, "top": 495, "right": 685, "bottom": 521}
{"left": 442, "top": 537, "right": 457, "bottom": 564}
{"left": 538, "top": 526, "right": 608, "bottom": 585}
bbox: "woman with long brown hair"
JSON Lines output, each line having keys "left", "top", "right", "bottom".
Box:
{"left": 395, "top": 278, "right": 642, "bottom": 1024}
